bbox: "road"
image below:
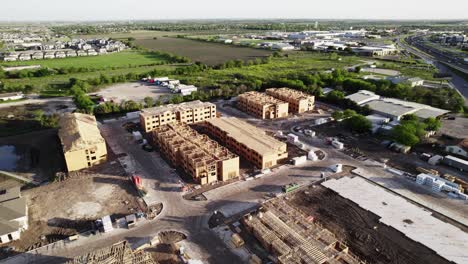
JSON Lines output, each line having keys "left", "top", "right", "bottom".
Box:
{"left": 397, "top": 36, "right": 468, "bottom": 99}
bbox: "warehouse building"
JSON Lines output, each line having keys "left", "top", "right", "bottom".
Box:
{"left": 204, "top": 117, "right": 288, "bottom": 170}
{"left": 140, "top": 100, "right": 216, "bottom": 132}
{"left": 346, "top": 90, "right": 450, "bottom": 121}
{"left": 153, "top": 123, "right": 239, "bottom": 185}
{"left": 237, "top": 91, "right": 289, "bottom": 119}
{"left": 58, "top": 113, "right": 107, "bottom": 172}
{"left": 266, "top": 88, "right": 314, "bottom": 113}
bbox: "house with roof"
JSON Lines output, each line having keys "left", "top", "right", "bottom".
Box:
{"left": 445, "top": 139, "right": 468, "bottom": 158}
{"left": 0, "top": 187, "right": 28, "bottom": 244}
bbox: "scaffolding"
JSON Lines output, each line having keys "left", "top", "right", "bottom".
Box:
{"left": 243, "top": 199, "right": 363, "bottom": 264}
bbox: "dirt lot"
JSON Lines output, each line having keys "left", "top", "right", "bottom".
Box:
{"left": 95, "top": 82, "right": 173, "bottom": 103}
{"left": 288, "top": 184, "right": 450, "bottom": 264}
{"left": 0, "top": 99, "right": 74, "bottom": 137}
{"left": 0, "top": 129, "right": 65, "bottom": 185}
{"left": 136, "top": 37, "right": 272, "bottom": 66}
{"left": 1, "top": 161, "right": 141, "bottom": 256}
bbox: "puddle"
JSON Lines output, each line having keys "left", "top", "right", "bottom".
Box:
{"left": 0, "top": 145, "right": 20, "bottom": 171}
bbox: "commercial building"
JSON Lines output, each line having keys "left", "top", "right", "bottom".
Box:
{"left": 345, "top": 90, "right": 380, "bottom": 105}
{"left": 204, "top": 117, "right": 288, "bottom": 170}
{"left": 140, "top": 100, "right": 216, "bottom": 133}
{"left": 0, "top": 187, "right": 28, "bottom": 244}
{"left": 237, "top": 91, "right": 289, "bottom": 119}
{"left": 266, "top": 88, "right": 315, "bottom": 113}
{"left": 346, "top": 90, "right": 450, "bottom": 121}
{"left": 153, "top": 123, "right": 239, "bottom": 185}
{"left": 242, "top": 199, "right": 361, "bottom": 264}
{"left": 58, "top": 113, "right": 107, "bottom": 172}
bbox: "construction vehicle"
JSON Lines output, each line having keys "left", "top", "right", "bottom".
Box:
{"left": 131, "top": 175, "right": 147, "bottom": 196}
{"left": 282, "top": 183, "right": 300, "bottom": 193}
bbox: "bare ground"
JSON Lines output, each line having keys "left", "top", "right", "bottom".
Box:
{"left": 288, "top": 184, "right": 451, "bottom": 264}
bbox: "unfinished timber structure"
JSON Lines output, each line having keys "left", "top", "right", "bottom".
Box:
{"left": 65, "top": 240, "right": 156, "bottom": 264}
{"left": 266, "top": 87, "right": 315, "bottom": 113}
{"left": 242, "top": 199, "right": 363, "bottom": 264}
{"left": 237, "top": 91, "right": 289, "bottom": 119}
{"left": 153, "top": 123, "right": 239, "bottom": 185}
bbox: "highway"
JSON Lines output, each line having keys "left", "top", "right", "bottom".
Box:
{"left": 398, "top": 36, "right": 468, "bottom": 98}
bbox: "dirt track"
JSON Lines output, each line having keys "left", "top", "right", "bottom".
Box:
{"left": 289, "top": 185, "right": 450, "bottom": 264}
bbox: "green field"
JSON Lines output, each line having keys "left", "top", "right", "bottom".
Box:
{"left": 173, "top": 52, "right": 362, "bottom": 87}
{"left": 0, "top": 51, "right": 169, "bottom": 69}
{"left": 135, "top": 37, "right": 272, "bottom": 65}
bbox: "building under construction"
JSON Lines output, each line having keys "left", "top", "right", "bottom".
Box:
{"left": 65, "top": 240, "right": 157, "bottom": 264}
{"left": 140, "top": 100, "right": 216, "bottom": 132}
{"left": 58, "top": 113, "right": 107, "bottom": 172}
{"left": 242, "top": 198, "right": 362, "bottom": 264}
{"left": 204, "top": 117, "right": 288, "bottom": 170}
{"left": 153, "top": 123, "right": 239, "bottom": 185}
{"left": 266, "top": 88, "right": 315, "bottom": 114}
{"left": 237, "top": 91, "right": 289, "bottom": 119}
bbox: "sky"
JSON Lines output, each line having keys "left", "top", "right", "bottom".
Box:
{"left": 1, "top": 0, "right": 467, "bottom": 21}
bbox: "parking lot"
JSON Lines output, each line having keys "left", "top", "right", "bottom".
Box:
{"left": 96, "top": 82, "right": 173, "bottom": 103}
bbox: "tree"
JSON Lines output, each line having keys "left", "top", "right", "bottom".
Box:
{"left": 144, "top": 97, "right": 155, "bottom": 108}
{"left": 326, "top": 90, "right": 345, "bottom": 102}
{"left": 332, "top": 111, "right": 344, "bottom": 121}
{"left": 345, "top": 115, "right": 372, "bottom": 133}
{"left": 392, "top": 125, "right": 420, "bottom": 147}
{"left": 424, "top": 117, "right": 441, "bottom": 131}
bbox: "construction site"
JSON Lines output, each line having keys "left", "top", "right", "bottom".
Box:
{"left": 140, "top": 100, "right": 217, "bottom": 132}
{"left": 266, "top": 87, "right": 315, "bottom": 114}
{"left": 153, "top": 123, "right": 239, "bottom": 185}
{"left": 285, "top": 179, "right": 455, "bottom": 264}
{"left": 242, "top": 198, "right": 363, "bottom": 264}
{"left": 203, "top": 117, "right": 289, "bottom": 170}
{"left": 237, "top": 91, "right": 289, "bottom": 119}
{"left": 65, "top": 240, "right": 157, "bottom": 264}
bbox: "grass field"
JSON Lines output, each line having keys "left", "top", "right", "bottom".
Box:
{"left": 135, "top": 37, "right": 272, "bottom": 65}
{"left": 173, "top": 52, "right": 363, "bottom": 87}
{"left": 0, "top": 51, "right": 169, "bottom": 69}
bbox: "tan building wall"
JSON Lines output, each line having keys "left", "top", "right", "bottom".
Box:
{"left": 58, "top": 113, "right": 107, "bottom": 172}
{"left": 63, "top": 142, "right": 107, "bottom": 172}
{"left": 237, "top": 91, "right": 289, "bottom": 119}
{"left": 140, "top": 100, "right": 216, "bottom": 132}
{"left": 266, "top": 88, "right": 315, "bottom": 113}
{"left": 153, "top": 123, "right": 239, "bottom": 185}
{"left": 204, "top": 117, "right": 288, "bottom": 170}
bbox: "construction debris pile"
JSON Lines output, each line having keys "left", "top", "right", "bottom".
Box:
{"left": 65, "top": 240, "right": 157, "bottom": 264}
{"left": 242, "top": 199, "right": 362, "bottom": 264}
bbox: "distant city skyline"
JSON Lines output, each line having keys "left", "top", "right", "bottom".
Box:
{"left": 0, "top": 0, "right": 467, "bottom": 21}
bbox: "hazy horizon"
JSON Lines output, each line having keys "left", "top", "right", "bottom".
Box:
{"left": 1, "top": 0, "right": 467, "bottom": 22}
